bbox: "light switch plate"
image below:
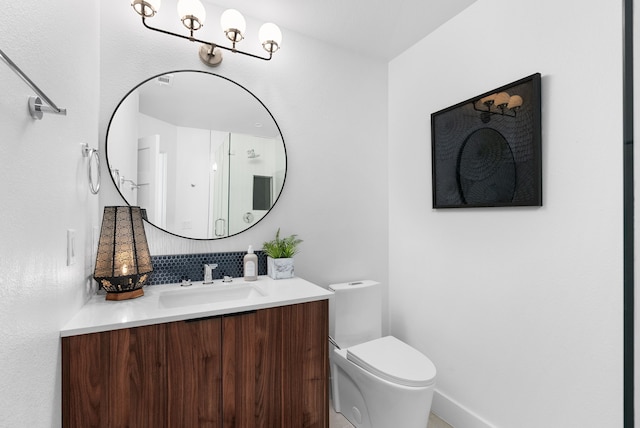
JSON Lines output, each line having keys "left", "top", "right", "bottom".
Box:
{"left": 67, "top": 229, "right": 76, "bottom": 266}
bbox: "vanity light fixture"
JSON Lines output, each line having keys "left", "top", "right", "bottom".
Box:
{"left": 473, "top": 92, "right": 524, "bottom": 118}
{"left": 131, "top": 0, "right": 282, "bottom": 67}
{"left": 93, "top": 206, "right": 153, "bottom": 301}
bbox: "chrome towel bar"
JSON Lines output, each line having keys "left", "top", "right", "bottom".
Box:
{"left": 0, "top": 47, "right": 67, "bottom": 120}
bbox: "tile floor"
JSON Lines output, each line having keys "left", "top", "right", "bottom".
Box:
{"left": 329, "top": 405, "right": 453, "bottom": 428}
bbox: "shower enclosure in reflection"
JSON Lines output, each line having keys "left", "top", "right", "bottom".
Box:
{"left": 210, "top": 131, "right": 285, "bottom": 238}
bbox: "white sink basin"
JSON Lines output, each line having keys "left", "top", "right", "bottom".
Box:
{"left": 159, "top": 283, "right": 268, "bottom": 309}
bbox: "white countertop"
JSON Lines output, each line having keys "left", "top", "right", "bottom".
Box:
{"left": 61, "top": 276, "right": 333, "bottom": 337}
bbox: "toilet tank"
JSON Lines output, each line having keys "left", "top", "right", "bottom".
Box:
{"left": 329, "top": 280, "right": 382, "bottom": 349}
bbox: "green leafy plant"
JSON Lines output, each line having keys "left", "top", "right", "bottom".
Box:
{"left": 262, "top": 228, "right": 303, "bottom": 259}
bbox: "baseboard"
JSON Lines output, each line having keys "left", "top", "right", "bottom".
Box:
{"left": 431, "top": 389, "right": 496, "bottom": 428}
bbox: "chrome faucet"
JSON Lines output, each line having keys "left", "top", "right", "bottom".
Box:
{"left": 203, "top": 263, "right": 218, "bottom": 284}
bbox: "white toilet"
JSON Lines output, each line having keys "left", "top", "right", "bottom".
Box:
{"left": 329, "top": 280, "right": 437, "bottom": 428}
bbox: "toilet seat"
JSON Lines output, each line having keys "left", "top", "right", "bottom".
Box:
{"left": 346, "top": 336, "right": 436, "bottom": 387}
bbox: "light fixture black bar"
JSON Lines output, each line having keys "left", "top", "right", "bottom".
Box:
{"left": 141, "top": 17, "right": 273, "bottom": 61}
{"left": 0, "top": 47, "right": 67, "bottom": 115}
{"left": 623, "top": 0, "right": 634, "bottom": 426}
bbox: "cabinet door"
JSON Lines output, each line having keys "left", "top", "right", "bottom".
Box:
{"left": 221, "top": 310, "right": 262, "bottom": 428}
{"left": 222, "top": 308, "right": 287, "bottom": 428}
{"left": 222, "top": 300, "right": 328, "bottom": 428}
{"left": 282, "top": 300, "right": 329, "bottom": 428}
{"left": 63, "top": 324, "right": 167, "bottom": 428}
{"left": 108, "top": 324, "right": 167, "bottom": 428}
{"left": 166, "top": 317, "right": 222, "bottom": 427}
{"left": 62, "top": 332, "right": 110, "bottom": 427}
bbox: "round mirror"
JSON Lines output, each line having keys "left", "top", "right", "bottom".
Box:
{"left": 106, "top": 70, "right": 287, "bottom": 239}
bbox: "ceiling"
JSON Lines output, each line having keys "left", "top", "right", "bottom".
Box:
{"left": 204, "top": 0, "right": 477, "bottom": 61}
{"left": 137, "top": 71, "right": 280, "bottom": 137}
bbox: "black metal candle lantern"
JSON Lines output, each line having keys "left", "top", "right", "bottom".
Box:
{"left": 93, "top": 206, "right": 153, "bottom": 301}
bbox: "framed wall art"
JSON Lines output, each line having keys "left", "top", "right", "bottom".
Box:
{"left": 431, "top": 73, "right": 542, "bottom": 208}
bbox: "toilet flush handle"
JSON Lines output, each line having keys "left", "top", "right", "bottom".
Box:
{"left": 328, "top": 335, "right": 341, "bottom": 350}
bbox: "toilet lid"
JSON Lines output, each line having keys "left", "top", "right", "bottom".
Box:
{"left": 346, "top": 336, "right": 436, "bottom": 387}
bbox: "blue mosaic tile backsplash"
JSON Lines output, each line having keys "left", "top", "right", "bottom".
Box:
{"left": 148, "top": 251, "right": 268, "bottom": 286}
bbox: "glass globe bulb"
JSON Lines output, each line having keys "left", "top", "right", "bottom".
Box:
{"left": 221, "top": 9, "right": 246, "bottom": 42}
{"left": 259, "top": 23, "right": 282, "bottom": 53}
{"left": 177, "top": 0, "right": 207, "bottom": 30}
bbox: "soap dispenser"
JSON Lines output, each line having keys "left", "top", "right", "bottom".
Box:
{"left": 244, "top": 245, "right": 258, "bottom": 281}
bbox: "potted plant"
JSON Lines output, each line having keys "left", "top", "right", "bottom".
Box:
{"left": 262, "top": 228, "right": 303, "bottom": 279}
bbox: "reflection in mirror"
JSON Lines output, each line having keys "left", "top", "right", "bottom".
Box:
{"left": 106, "top": 71, "right": 286, "bottom": 239}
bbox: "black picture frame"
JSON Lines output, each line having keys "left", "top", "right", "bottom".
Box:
{"left": 431, "top": 73, "right": 542, "bottom": 208}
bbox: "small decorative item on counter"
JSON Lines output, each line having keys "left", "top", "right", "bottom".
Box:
{"left": 244, "top": 245, "right": 258, "bottom": 281}
{"left": 262, "top": 228, "right": 302, "bottom": 279}
{"left": 93, "top": 206, "right": 153, "bottom": 301}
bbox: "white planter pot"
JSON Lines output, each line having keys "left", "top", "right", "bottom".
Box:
{"left": 267, "top": 257, "right": 294, "bottom": 279}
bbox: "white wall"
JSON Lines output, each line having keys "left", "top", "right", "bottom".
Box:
{"left": 0, "top": 1, "right": 99, "bottom": 427}
{"left": 108, "top": 90, "right": 139, "bottom": 204}
{"left": 100, "top": 0, "right": 389, "bottom": 298}
{"left": 389, "top": 2, "right": 623, "bottom": 427}
{"left": 139, "top": 112, "right": 179, "bottom": 227}
{"left": 175, "top": 126, "right": 211, "bottom": 237}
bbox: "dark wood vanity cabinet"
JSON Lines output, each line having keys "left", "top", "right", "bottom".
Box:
{"left": 62, "top": 300, "right": 328, "bottom": 428}
{"left": 167, "top": 316, "right": 223, "bottom": 427}
{"left": 222, "top": 300, "right": 329, "bottom": 428}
